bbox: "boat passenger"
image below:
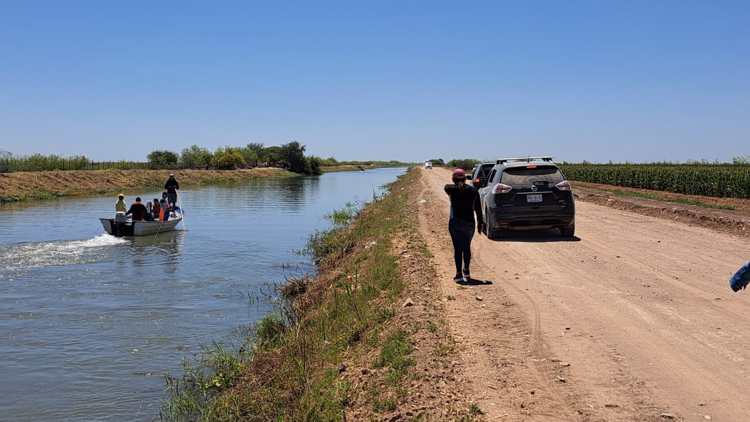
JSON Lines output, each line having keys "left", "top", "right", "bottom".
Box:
{"left": 115, "top": 194, "right": 127, "bottom": 213}
{"left": 152, "top": 199, "right": 161, "bottom": 221}
{"left": 159, "top": 198, "right": 170, "bottom": 221}
{"left": 164, "top": 174, "right": 179, "bottom": 207}
{"left": 126, "top": 197, "right": 148, "bottom": 221}
{"left": 144, "top": 201, "right": 155, "bottom": 221}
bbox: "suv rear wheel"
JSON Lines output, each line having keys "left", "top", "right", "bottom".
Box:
{"left": 559, "top": 222, "right": 575, "bottom": 238}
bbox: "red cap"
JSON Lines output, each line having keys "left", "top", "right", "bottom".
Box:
{"left": 452, "top": 168, "right": 466, "bottom": 180}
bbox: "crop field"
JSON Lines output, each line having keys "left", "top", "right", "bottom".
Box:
{"left": 559, "top": 163, "right": 750, "bottom": 199}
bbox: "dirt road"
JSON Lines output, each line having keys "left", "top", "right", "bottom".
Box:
{"left": 416, "top": 167, "right": 750, "bottom": 422}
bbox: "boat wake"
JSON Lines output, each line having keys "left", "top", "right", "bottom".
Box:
{"left": 0, "top": 234, "right": 127, "bottom": 272}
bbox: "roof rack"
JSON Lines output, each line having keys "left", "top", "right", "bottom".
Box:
{"left": 496, "top": 156, "right": 553, "bottom": 165}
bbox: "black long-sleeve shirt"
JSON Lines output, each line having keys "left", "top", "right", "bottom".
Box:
{"left": 126, "top": 203, "right": 148, "bottom": 221}
{"left": 444, "top": 184, "right": 483, "bottom": 225}
{"left": 164, "top": 178, "right": 179, "bottom": 193}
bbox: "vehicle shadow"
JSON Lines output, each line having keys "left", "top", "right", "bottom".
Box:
{"left": 456, "top": 278, "right": 494, "bottom": 286}
{"left": 486, "top": 229, "right": 581, "bottom": 243}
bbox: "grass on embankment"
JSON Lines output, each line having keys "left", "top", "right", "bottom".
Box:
{"left": 160, "top": 169, "right": 478, "bottom": 421}
{"left": 0, "top": 168, "right": 294, "bottom": 204}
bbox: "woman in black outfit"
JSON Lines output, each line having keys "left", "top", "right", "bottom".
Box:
{"left": 444, "top": 168, "right": 484, "bottom": 282}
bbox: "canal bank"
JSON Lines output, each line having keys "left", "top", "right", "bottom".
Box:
{"left": 162, "top": 168, "right": 483, "bottom": 421}
{"left": 0, "top": 168, "right": 294, "bottom": 204}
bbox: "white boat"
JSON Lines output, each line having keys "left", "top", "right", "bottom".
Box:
{"left": 100, "top": 212, "right": 183, "bottom": 237}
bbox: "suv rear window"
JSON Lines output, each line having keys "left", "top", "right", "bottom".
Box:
{"left": 476, "top": 164, "right": 494, "bottom": 178}
{"left": 501, "top": 166, "right": 564, "bottom": 187}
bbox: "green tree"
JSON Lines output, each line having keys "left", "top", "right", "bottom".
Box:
{"left": 281, "top": 141, "right": 308, "bottom": 173}
{"left": 179, "top": 145, "right": 213, "bottom": 169}
{"left": 147, "top": 150, "right": 179, "bottom": 169}
{"left": 447, "top": 158, "right": 480, "bottom": 170}
{"left": 212, "top": 147, "right": 246, "bottom": 169}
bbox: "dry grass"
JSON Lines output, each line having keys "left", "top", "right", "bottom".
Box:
{"left": 0, "top": 168, "right": 293, "bottom": 204}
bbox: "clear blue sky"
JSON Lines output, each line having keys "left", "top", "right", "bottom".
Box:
{"left": 1, "top": 1, "right": 748, "bottom": 163}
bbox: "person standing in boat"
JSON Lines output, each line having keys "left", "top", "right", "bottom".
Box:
{"left": 164, "top": 174, "right": 179, "bottom": 207}
{"left": 115, "top": 194, "right": 127, "bottom": 214}
{"left": 126, "top": 197, "right": 148, "bottom": 221}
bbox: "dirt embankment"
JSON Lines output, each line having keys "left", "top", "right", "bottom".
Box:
{"left": 0, "top": 168, "right": 293, "bottom": 204}
{"left": 418, "top": 167, "right": 750, "bottom": 421}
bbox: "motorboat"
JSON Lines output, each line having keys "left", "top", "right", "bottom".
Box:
{"left": 100, "top": 211, "right": 183, "bottom": 237}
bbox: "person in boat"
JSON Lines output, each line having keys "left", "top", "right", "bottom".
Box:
{"left": 115, "top": 194, "right": 128, "bottom": 223}
{"left": 444, "top": 168, "right": 484, "bottom": 283}
{"left": 159, "top": 198, "right": 170, "bottom": 221}
{"left": 126, "top": 197, "right": 148, "bottom": 221}
{"left": 164, "top": 174, "right": 179, "bottom": 207}
{"left": 144, "top": 201, "right": 155, "bottom": 221}
{"left": 115, "top": 194, "right": 127, "bottom": 213}
{"left": 152, "top": 198, "right": 161, "bottom": 221}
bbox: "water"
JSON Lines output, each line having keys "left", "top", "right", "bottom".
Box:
{"left": 0, "top": 168, "right": 405, "bottom": 422}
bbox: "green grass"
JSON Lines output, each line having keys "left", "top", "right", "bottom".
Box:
{"left": 611, "top": 189, "right": 736, "bottom": 210}
{"left": 374, "top": 330, "right": 415, "bottom": 385}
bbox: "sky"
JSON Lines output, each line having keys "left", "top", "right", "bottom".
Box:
{"left": 0, "top": 1, "right": 748, "bottom": 163}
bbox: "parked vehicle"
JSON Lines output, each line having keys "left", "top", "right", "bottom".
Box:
{"left": 469, "top": 162, "right": 495, "bottom": 188}
{"left": 478, "top": 157, "right": 575, "bottom": 239}
{"left": 424, "top": 161, "right": 433, "bottom": 169}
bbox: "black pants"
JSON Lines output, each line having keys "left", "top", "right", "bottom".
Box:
{"left": 449, "top": 218, "right": 474, "bottom": 275}
{"left": 167, "top": 191, "right": 177, "bottom": 206}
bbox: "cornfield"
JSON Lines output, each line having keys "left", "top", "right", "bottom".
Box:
{"left": 0, "top": 154, "right": 151, "bottom": 173}
{"left": 560, "top": 164, "right": 750, "bottom": 199}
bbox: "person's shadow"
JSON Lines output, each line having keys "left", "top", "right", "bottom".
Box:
{"left": 456, "top": 278, "right": 493, "bottom": 286}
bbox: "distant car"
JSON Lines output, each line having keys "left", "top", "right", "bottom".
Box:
{"left": 469, "top": 162, "right": 495, "bottom": 188}
{"left": 424, "top": 161, "right": 433, "bottom": 169}
{"left": 478, "top": 157, "right": 575, "bottom": 239}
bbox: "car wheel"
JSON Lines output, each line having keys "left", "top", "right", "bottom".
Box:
{"left": 560, "top": 223, "right": 575, "bottom": 238}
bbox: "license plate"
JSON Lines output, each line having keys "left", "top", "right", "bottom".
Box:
{"left": 526, "top": 194, "right": 543, "bottom": 203}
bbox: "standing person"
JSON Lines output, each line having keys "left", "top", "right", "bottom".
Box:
{"left": 114, "top": 194, "right": 128, "bottom": 224}
{"left": 444, "top": 169, "right": 484, "bottom": 282}
{"left": 164, "top": 174, "right": 179, "bottom": 207}
{"left": 115, "top": 194, "right": 127, "bottom": 214}
{"left": 126, "top": 197, "right": 148, "bottom": 221}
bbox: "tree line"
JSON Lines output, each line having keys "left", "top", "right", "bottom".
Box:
{"left": 0, "top": 142, "right": 323, "bottom": 175}
{"left": 149, "top": 142, "right": 321, "bottom": 174}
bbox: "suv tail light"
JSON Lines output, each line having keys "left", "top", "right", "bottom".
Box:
{"left": 555, "top": 181, "right": 571, "bottom": 191}
{"left": 492, "top": 183, "right": 512, "bottom": 194}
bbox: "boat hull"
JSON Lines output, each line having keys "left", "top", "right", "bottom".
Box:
{"left": 100, "top": 217, "right": 182, "bottom": 237}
